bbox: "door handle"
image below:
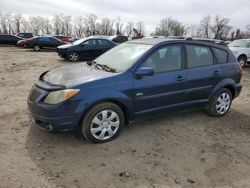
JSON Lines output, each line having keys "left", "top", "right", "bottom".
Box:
{"left": 212, "top": 71, "right": 220, "bottom": 77}
{"left": 175, "top": 76, "right": 185, "bottom": 82}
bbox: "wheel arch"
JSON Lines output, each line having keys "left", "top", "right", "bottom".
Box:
{"left": 210, "top": 79, "right": 237, "bottom": 101}
{"left": 80, "top": 98, "right": 131, "bottom": 126}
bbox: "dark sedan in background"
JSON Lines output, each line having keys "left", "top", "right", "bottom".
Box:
{"left": 25, "top": 36, "right": 66, "bottom": 51}
{"left": 0, "top": 34, "right": 22, "bottom": 45}
{"left": 57, "top": 36, "right": 116, "bottom": 62}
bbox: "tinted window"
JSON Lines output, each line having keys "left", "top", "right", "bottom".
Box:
{"left": 186, "top": 45, "right": 213, "bottom": 68}
{"left": 213, "top": 48, "right": 228, "bottom": 64}
{"left": 49, "top": 37, "right": 59, "bottom": 42}
{"left": 143, "top": 45, "right": 182, "bottom": 73}
{"left": 112, "top": 36, "right": 128, "bottom": 43}
{"left": 39, "top": 37, "right": 49, "bottom": 42}
{"left": 98, "top": 39, "right": 111, "bottom": 47}
{"left": 83, "top": 40, "right": 97, "bottom": 46}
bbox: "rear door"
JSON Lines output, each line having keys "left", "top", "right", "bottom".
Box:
{"left": 97, "top": 39, "right": 113, "bottom": 56}
{"left": 133, "top": 44, "right": 187, "bottom": 117}
{"left": 185, "top": 44, "right": 223, "bottom": 103}
{"left": 49, "top": 37, "right": 62, "bottom": 48}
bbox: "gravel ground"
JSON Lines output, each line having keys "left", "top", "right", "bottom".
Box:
{"left": 0, "top": 46, "right": 250, "bottom": 188}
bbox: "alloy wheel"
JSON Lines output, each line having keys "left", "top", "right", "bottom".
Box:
{"left": 70, "top": 53, "right": 78, "bottom": 62}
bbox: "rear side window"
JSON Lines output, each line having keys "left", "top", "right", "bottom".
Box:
{"left": 213, "top": 48, "right": 228, "bottom": 64}
{"left": 98, "top": 39, "right": 111, "bottom": 47}
{"left": 186, "top": 45, "right": 213, "bottom": 68}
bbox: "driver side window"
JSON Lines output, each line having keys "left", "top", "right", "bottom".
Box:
{"left": 142, "top": 45, "right": 182, "bottom": 73}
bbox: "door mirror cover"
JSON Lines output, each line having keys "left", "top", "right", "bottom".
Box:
{"left": 135, "top": 67, "right": 154, "bottom": 78}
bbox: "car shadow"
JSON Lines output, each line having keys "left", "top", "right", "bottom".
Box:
{"left": 25, "top": 108, "right": 250, "bottom": 187}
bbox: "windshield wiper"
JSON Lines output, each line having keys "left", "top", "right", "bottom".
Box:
{"left": 86, "top": 60, "right": 116, "bottom": 73}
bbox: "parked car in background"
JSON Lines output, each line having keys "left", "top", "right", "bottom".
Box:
{"left": 0, "top": 34, "right": 22, "bottom": 45}
{"left": 108, "top": 35, "right": 128, "bottom": 44}
{"left": 25, "top": 36, "right": 66, "bottom": 51}
{"left": 28, "top": 38, "right": 242, "bottom": 143}
{"left": 16, "top": 32, "right": 33, "bottom": 39}
{"left": 57, "top": 36, "right": 116, "bottom": 62}
{"left": 17, "top": 38, "right": 34, "bottom": 47}
{"left": 228, "top": 39, "right": 250, "bottom": 68}
{"left": 53, "top": 35, "right": 71, "bottom": 43}
{"left": 68, "top": 37, "right": 79, "bottom": 43}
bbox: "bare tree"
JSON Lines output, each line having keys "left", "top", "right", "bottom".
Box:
{"left": 197, "top": 15, "right": 211, "bottom": 38}
{"left": 98, "top": 18, "right": 114, "bottom": 35}
{"left": 115, "top": 17, "right": 123, "bottom": 35}
{"left": 73, "top": 16, "right": 85, "bottom": 37}
{"left": 125, "top": 22, "right": 134, "bottom": 37}
{"left": 84, "top": 14, "right": 98, "bottom": 36}
{"left": 13, "top": 14, "right": 23, "bottom": 33}
{"left": 211, "top": 15, "right": 231, "bottom": 40}
{"left": 153, "top": 17, "right": 187, "bottom": 37}
{"left": 136, "top": 21, "right": 145, "bottom": 36}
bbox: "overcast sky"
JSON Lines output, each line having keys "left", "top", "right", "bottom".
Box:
{"left": 1, "top": 0, "right": 250, "bottom": 35}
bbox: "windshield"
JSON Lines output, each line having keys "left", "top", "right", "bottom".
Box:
{"left": 95, "top": 43, "right": 152, "bottom": 72}
{"left": 73, "top": 38, "right": 86, "bottom": 45}
{"left": 229, "top": 40, "right": 250, "bottom": 48}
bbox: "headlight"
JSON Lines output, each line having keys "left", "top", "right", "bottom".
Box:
{"left": 44, "top": 89, "right": 80, "bottom": 104}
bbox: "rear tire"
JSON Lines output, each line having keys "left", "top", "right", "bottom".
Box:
{"left": 207, "top": 88, "right": 232, "bottom": 117}
{"left": 81, "top": 102, "right": 125, "bottom": 143}
{"left": 33, "top": 44, "right": 41, "bottom": 51}
{"left": 238, "top": 56, "right": 247, "bottom": 68}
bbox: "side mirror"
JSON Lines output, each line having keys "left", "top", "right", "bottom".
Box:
{"left": 135, "top": 67, "right": 154, "bottom": 79}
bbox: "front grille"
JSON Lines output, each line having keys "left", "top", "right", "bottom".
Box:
{"left": 30, "top": 89, "right": 41, "bottom": 102}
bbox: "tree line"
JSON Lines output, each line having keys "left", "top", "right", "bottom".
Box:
{"left": 0, "top": 13, "right": 145, "bottom": 38}
{"left": 1, "top": 12, "right": 250, "bottom": 40}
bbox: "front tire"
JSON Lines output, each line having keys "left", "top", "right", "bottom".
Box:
{"left": 238, "top": 56, "right": 247, "bottom": 68}
{"left": 81, "top": 102, "right": 125, "bottom": 143}
{"left": 33, "top": 44, "right": 41, "bottom": 51}
{"left": 207, "top": 88, "right": 232, "bottom": 117}
{"left": 68, "top": 52, "right": 79, "bottom": 62}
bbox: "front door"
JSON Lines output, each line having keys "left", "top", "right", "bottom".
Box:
{"left": 133, "top": 44, "right": 187, "bottom": 117}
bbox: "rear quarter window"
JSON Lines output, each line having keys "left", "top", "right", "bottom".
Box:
{"left": 213, "top": 48, "right": 228, "bottom": 64}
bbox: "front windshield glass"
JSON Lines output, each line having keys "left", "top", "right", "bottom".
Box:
{"left": 95, "top": 43, "right": 152, "bottom": 72}
{"left": 73, "top": 38, "right": 86, "bottom": 45}
{"left": 228, "top": 40, "right": 250, "bottom": 48}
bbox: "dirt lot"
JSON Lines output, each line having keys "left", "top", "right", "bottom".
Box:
{"left": 0, "top": 46, "right": 250, "bottom": 188}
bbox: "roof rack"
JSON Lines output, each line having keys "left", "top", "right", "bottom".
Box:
{"left": 185, "top": 37, "right": 227, "bottom": 46}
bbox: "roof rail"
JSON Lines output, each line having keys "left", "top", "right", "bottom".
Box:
{"left": 185, "top": 37, "right": 227, "bottom": 46}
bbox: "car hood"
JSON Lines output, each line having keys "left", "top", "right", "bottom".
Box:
{"left": 41, "top": 63, "right": 115, "bottom": 87}
{"left": 57, "top": 43, "right": 76, "bottom": 49}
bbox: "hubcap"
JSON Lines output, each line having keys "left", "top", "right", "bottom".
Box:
{"left": 216, "top": 93, "right": 231, "bottom": 115}
{"left": 34, "top": 45, "right": 40, "bottom": 51}
{"left": 90, "top": 110, "right": 120, "bottom": 140}
{"left": 70, "top": 53, "right": 78, "bottom": 61}
{"left": 239, "top": 58, "right": 246, "bottom": 67}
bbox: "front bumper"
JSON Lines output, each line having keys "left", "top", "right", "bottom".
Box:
{"left": 27, "top": 85, "right": 82, "bottom": 132}
{"left": 57, "top": 49, "right": 67, "bottom": 58}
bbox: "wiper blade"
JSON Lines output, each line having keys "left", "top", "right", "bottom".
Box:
{"left": 86, "top": 60, "right": 116, "bottom": 73}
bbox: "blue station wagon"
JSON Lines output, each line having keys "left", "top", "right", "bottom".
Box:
{"left": 28, "top": 38, "right": 242, "bottom": 143}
